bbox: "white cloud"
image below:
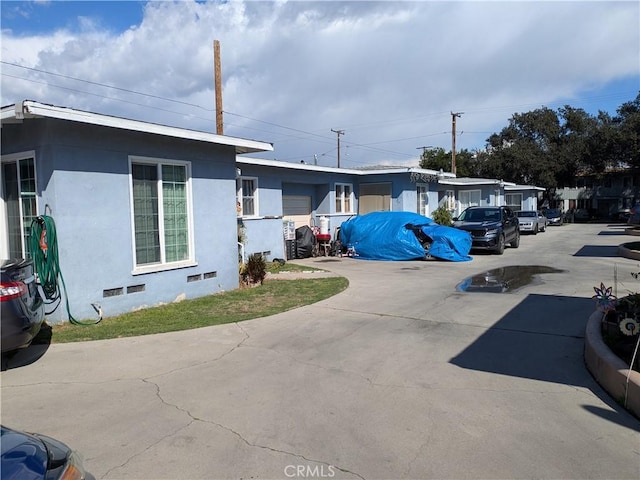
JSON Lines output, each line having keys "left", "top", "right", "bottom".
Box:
{"left": 2, "top": 0, "right": 638, "bottom": 167}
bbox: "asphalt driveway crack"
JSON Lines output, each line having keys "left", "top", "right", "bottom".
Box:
{"left": 195, "top": 418, "right": 366, "bottom": 480}
{"left": 144, "top": 322, "right": 251, "bottom": 381}
{"left": 139, "top": 375, "right": 366, "bottom": 480}
{"left": 100, "top": 415, "right": 194, "bottom": 479}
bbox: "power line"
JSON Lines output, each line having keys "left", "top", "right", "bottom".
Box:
{"left": 2, "top": 68, "right": 432, "bottom": 161}
{"left": 1, "top": 61, "right": 210, "bottom": 110}
{"left": 224, "top": 110, "right": 333, "bottom": 141}
{"left": 1, "top": 72, "right": 211, "bottom": 120}
{"left": 2, "top": 61, "right": 339, "bottom": 144}
{"left": 3, "top": 61, "right": 636, "bottom": 166}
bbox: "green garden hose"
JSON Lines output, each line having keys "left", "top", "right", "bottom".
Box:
{"left": 29, "top": 215, "right": 100, "bottom": 325}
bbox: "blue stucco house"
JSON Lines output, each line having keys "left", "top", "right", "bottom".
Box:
{"left": 235, "top": 158, "right": 544, "bottom": 261}
{"left": 235, "top": 159, "right": 453, "bottom": 259}
{"left": 1, "top": 100, "right": 273, "bottom": 322}
{"left": 2, "top": 100, "right": 544, "bottom": 323}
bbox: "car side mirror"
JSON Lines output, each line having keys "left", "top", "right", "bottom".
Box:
{"left": 452, "top": 217, "right": 458, "bottom": 221}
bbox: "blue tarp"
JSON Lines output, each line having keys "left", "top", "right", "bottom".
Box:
{"left": 339, "top": 211, "right": 472, "bottom": 262}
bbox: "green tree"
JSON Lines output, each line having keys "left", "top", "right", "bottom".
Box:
{"left": 616, "top": 93, "right": 640, "bottom": 167}
{"left": 418, "top": 147, "right": 449, "bottom": 172}
{"left": 440, "top": 92, "right": 639, "bottom": 189}
{"left": 473, "top": 107, "right": 562, "bottom": 187}
{"left": 555, "top": 106, "right": 598, "bottom": 185}
{"left": 419, "top": 147, "right": 474, "bottom": 177}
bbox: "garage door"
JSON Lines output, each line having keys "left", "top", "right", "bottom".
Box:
{"left": 359, "top": 183, "right": 392, "bottom": 214}
{"left": 283, "top": 195, "right": 312, "bottom": 229}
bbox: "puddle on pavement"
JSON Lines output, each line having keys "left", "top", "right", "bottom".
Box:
{"left": 456, "top": 265, "right": 564, "bottom": 293}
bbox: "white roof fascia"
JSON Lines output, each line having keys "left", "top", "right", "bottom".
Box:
{"left": 438, "top": 178, "right": 516, "bottom": 186}
{"left": 505, "top": 184, "right": 546, "bottom": 191}
{"left": 3, "top": 101, "right": 273, "bottom": 154}
{"left": 0, "top": 104, "right": 23, "bottom": 123}
{"left": 237, "top": 158, "right": 446, "bottom": 178}
{"left": 237, "top": 157, "right": 361, "bottom": 174}
{"left": 236, "top": 159, "right": 547, "bottom": 192}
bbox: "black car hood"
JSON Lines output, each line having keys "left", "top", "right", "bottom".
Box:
{"left": 454, "top": 221, "right": 501, "bottom": 229}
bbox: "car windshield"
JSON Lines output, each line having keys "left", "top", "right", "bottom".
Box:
{"left": 545, "top": 209, "right": 560, "bottom": 217}
{"left": 516, "top": 211, "right": 536, "bottom": 217}
{"left": 460, "top": 208, "right": 500, "bottom": 222}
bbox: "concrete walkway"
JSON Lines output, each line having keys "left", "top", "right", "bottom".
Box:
{"left": 2, "top": 223, "right": 639, "bottom": 479}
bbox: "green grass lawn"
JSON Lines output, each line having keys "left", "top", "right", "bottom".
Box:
{"left": 51, "top": 270, "right": 348, "bottom": 343}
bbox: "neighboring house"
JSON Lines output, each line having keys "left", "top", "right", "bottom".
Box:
{"left": 1, "top": 100, "right": 545, "bottom": 323}
{"left": 1, "top": 100, "right": 273, "bottom": 323}
{"left": 235, "top": 159, "right": 455, "bottom": 259}
{"left": 556, "top": 168, "right": 640, "bottom": 218}
{"left": 437, "top": 177, "right": 543, "bottom": 214}
{"left": 235, "top": 159, "right": 545, "bottom": 260}
{"left": 504, "top": 184, "right": 545, "bottom": 212}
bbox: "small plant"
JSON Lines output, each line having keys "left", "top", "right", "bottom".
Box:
{"left": 240, "top": 253, "right": 267, "bottom": 286}
{"left": 593, "top": 277, "right": 640, "bottom": 374}
{"left": 431, "top": 205, "right": 453, "bottom": 226}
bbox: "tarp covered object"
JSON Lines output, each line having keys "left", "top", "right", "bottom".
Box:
{"left": 295, "top": 225, "right": 315, "bottom": 258}
{"left": 419, "top": 223, "right": 472, "bottom": 262}
{"left": 339, "top": 211, "right": 472, "bottom": 262}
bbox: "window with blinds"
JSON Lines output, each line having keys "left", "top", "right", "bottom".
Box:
{"left": 131, "top": 159, "right": 191, "bottom": 267}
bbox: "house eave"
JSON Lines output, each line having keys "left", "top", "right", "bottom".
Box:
{"left": 1, "top": 101, "right": 273, "bottom": 154}
{"left": 438, "top": 177, "right": 517, "bottom": 187}
{"left": 505, "top": 185, "right": 546, "bottom": 191}
{"left": 237, "top": 157, "right": 448, "bottom": 178}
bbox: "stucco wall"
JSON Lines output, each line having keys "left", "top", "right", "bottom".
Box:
{"left": 240, "top": 164, "right": 361, "bottom": 254}
{"left": 3, "top": 119, "right": 240, "bottom": 323}
{"left": 521, "top": 192, "right": 539, "bottom": 210}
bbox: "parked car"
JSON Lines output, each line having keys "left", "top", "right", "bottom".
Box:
{"left": 574, "top": 209, "right": 592, "bottom": 222}
{"left": 452, "top": 206, "right": 520, "bottom": 255}
{"left": 542, "top": 208, "right": 563, "bottom": 226}
{"left": 1, "top": 259, "right": 45, "bottom": 354}
{"left": 1, "top": 425, "right": 86, "bottom": 480}
{"left": 516, "top": 210, "right": 547, "bottom": 234}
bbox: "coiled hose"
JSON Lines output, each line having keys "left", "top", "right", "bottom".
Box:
{"left": 29, "top": 215, "right": 100, "bottom": 325}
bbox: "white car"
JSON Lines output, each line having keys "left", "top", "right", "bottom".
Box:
{"left": 516, "top": 210, "right": 547, "bottom": 234}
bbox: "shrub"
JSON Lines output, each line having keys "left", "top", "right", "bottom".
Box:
{"left": 431, "top": 205, "right": 453, "bottom": 226}
{"left": 240, "top": 253, "right": 267, "bottom": 286}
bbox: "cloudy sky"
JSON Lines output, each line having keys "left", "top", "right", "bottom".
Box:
{"left": 2, "top": 0, "right": 639, "bottom": 168}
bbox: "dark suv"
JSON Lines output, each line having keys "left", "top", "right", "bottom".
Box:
{"left": 452, "top": 206, "right": 520, "bottom": 254}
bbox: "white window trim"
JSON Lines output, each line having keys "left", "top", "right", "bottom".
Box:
{"left": 505, "top": 192, "right": 523, "bottom": 211}
{"left": 459, "top": 189, "right": 481, "bottom": 210}
{"left": 129, "top": 156, "right": 195, "bottom": 275}
{"left": 417, "top": 184, "right": 429, "bottom": 216}
{"left": 335, "top": 182, "right": 354, "bottom": 214}
{"left": 445, "top": 189, "right": 456, "bottom": 212}
{"left": 237, "top": 176, "right": 259, "bottom": 217}
{"left": 0, "top": 150, "right": 38, "bottom": 259}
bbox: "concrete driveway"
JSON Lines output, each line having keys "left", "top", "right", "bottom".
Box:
{"left": 2, "top": 222, "right": 639, "bottom": 479}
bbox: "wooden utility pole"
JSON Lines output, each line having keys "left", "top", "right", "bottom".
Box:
{"left": 331, "top": 129, "right": 345, "bottom": 168}
{"left": 451, "top": 112, "right": 463, "bottom": 174}
{"left": 416, "top": 146, "right": 433, "bottom": 168}
{"left": 214, "top": 40, "right": 223, "bottom": 135}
